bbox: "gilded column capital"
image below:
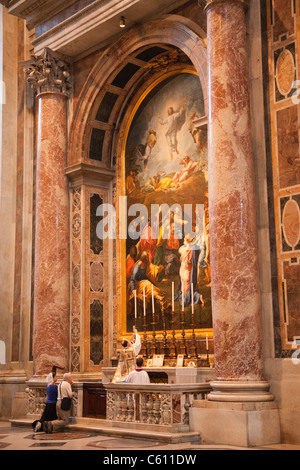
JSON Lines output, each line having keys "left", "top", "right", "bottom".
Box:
{"left": 205, "top": 0, "right": 250, "bottom": 13}
{"left": 22, "top": 47, "right": 71, "bottom": 96}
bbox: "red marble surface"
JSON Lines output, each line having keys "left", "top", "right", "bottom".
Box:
{"left": 33, "top": 92, "right": 69, "bottom": 376}
{"left": 206, "top": 1, "right": 263, "bottom": 383}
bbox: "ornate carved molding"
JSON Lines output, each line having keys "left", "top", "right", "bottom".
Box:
{"left": 21, "top": 47, "right": 71, "bottom": 96}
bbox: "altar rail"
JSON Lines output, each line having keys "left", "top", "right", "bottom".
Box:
{"left": 104, "top": 383, "right": 211, "bottom": 432}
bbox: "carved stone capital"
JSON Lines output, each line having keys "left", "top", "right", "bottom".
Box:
{"left": 205, "top": 0, "right": 250, "bottom": 14}
{"left": 22, "top": 47, "right": 71, "bottom": 96}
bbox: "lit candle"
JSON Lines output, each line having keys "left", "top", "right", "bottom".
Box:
{"left": 206, "top": 334, "right": 209, "bottom": 350}
{"left": 181, "top": 282, "right": 184, "bottom": 311}
{"left": 134, "top": 290, "right": 137, "bottom": 319}
{"left": 143, "top": 287, "right": 146, "bottom": 316}
{"left": 172, "top": 281, "right": 174, "bottom": 311}
{"left": 152, "top": 284, "right": 154, "bottom": 313}
{"left": 191, "top": 283, "right": 194, "bottom": 314}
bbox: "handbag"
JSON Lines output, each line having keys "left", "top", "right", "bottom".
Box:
{"left": 61, "top": 397, "right": 71, "bottom": 410}
{"left": 60, "top": 383, "right": 71, "bottom": 410}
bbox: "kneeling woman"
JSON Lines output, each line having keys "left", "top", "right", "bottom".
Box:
{"left": 33, "top": 372, "right": 58, "bottom": 433}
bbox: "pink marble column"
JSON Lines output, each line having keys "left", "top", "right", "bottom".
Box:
{"left": 33, "top": 91, "right": 69, "bottom": 376}
{"left": 24, "top": 50, "right": 71, "bottom": 376}
{"left": 206, "top": 0, "right": 271, "bottom": 400}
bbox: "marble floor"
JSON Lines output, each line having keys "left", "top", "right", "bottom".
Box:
{"left": 0, "top": 421, "right": 299, "bottom": 454}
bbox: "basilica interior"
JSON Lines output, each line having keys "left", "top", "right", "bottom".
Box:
{"left": 0, "top": 0, "right": 300, "bottom": 450}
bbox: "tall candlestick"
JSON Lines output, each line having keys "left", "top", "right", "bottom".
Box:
{"left": 190, "top": 285, "right": 197, "bottom": 358}
{"left": 180, "top": 282, "right": 186, "bottom": 356}
{"left": 143, "top": 287, "right": 146, "bottom": 316}
{"left": 172, "top": 281, "right": 174, "bottom": 311}
{"left": 134, "top": 290, "right": 137, "bottom": 319}
{"left": 152, "top": 284, "right": 154, "bottom": 313}
{"left": 151, "top": 283, "right": 156, "bottom": 357}
{"left": 205, "top": 334, "right": 209, "bottom": 366}
{"left": 191, "top": 283, "right": 194, "bottom": 314}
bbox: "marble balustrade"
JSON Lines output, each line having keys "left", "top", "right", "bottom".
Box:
{"left": 25, "top": 381, "right": 82, "bottom": 419}
{"left": 104, "top": 383, "right": 211, "bottom": 431}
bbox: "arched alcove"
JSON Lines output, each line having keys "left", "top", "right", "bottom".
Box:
{"left": 67, "top": 17, "right": 210, "bottom": 373}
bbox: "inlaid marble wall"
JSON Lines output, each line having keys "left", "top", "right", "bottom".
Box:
{"left": 87, "top": 188, "right": 105, "bottom": 368}
{"left": 70, "top": 187, "right": 82, "bottom": 372}
{"left": 70, "top": 185, "right": 110, "bottom": 373}
{"left": 267, "top": 0, "right": 300, "bottom": 354}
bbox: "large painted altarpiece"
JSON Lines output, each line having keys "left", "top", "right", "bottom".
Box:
{"left": 121, "top": 71, "right": 212, "bottom": 353}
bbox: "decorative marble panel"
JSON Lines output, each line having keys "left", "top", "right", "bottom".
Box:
{"left": 276, "top": 106, "right": 300, "bottom": 189}
{"left": 282, "top": 258, "right": 300, "bottom": 342}
{"left": 70, "top": 187, "right": 82, "bottom": 372}
{"left": 280, "top": 195, "right": 300, "bottom": 252}
{"left": 84, "top": 187, "right": 108, "bottom": 371}
{"left": 271, "top": 0, "right": 296, "bottom": 43}
{"left": 267, "top": 0, "right": 300, "bottom": 354}
{"left": 274, "top": 43, "right": 296, "bottom": 102}
{"left": 90, "top": 193, "right": 103, "bottom": 254}
{"left": 89, "top": 261, "right": 104, "bottom": 292}
{"left": 70, "top": 185, "right": 111, "bottom": 372}
{"left": 89, "top": 299, "right": 103, "bottom": 366}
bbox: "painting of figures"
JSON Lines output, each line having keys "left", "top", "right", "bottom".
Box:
{"left": 124, "top": 72, "right": 211, "bottom": 334}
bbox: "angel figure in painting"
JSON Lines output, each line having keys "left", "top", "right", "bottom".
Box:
{"left": 112, "top": 327, "right": 141, "bottom": 383}
{"left": 158, "top": 100, "right": 186, "bottom": 160}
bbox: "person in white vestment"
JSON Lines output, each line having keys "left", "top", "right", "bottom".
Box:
{"left": 112, "top": 327, "right": 142, "bottom": 383}
{"left": 123, "top": 357, "right": 150, "bottom": 384}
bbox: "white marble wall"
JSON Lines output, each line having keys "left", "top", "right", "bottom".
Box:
{"left": 0, "top": 7, "right": 34, "bottom": 417}
{"left": 0, "top": 5, "right": 18, "bottom": 367}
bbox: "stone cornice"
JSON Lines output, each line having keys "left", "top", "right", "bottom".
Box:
{"left": 1, "top": 0, "right": 62, "bottom": 18}
{"left": 66, "top": 163, "right": 116, "bottom": 186}
{"left": 31, "top": 0, "right": 149, "bottom": 55}
{"left": 2, "top": 0, "right": 200, "bottom": 58}
{"left": 29, "top": 0, "right": 190, "bottom": 57}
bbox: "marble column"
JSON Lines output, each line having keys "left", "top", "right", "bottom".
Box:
{"left": 189, "top": 0, "right": 280, "bottom": 447}
{"left": 23, "top": 49, "right": 71, "bottom": 376}
{"left": 205, "top": 0, "right": 270, "bottom": 400}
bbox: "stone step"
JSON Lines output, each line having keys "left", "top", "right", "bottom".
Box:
{"left": 10, "top": 418, "right": 201, "bottom": 444}
{"left": 69, "top": 424, "right": 201, "bottom": 444}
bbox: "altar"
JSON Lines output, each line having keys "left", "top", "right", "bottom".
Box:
{"left": 101, "top": 366, "right": 214, "bottom": 385}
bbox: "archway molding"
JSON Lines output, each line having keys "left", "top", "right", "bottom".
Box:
{"left": 67, "top": 17, "right": 208, "bottom": 168}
